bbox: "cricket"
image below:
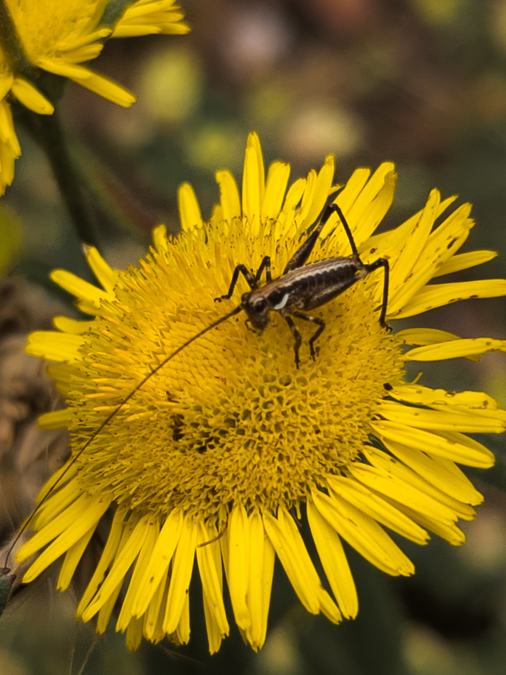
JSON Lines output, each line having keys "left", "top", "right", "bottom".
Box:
{"left": 5, "top": 199, "right": 390, "bottom": 564}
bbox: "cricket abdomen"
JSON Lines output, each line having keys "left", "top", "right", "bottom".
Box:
{"left": 258, "top": 257, "right": 362, "bottom": 312}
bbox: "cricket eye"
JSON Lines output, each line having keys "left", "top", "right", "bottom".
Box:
{"left": 252, "top": 296, "right": 267, "bottom": 313}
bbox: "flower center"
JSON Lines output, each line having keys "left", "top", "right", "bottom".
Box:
{"left": 69, "top": 222, "right": 405, "bottom": 521}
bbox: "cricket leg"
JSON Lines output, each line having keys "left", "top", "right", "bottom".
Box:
{"left": 290, "top": 310, "right": 326, "bottom": 361}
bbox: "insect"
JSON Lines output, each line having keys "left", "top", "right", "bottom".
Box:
{"left": 216, "top": 201, "right": 390, "bottom": 367}
{"left": 4, "top": 198, "right": 389, "bottom": 565}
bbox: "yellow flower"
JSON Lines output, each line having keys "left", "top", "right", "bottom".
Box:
{"left": 111, "top": 0, "right": 191, "bottom": 38}
{"left": 0, "top": 0, "right": 189, "bottom": 192}
{"left": 18, "top": 133, "right": 506, "bottom": 652}
{"left": 0, "top": 98, "right": 20, "bottom": 193}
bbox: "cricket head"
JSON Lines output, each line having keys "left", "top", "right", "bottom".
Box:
{"left": 241, "top": 290, "right": 270, "bottom": 331}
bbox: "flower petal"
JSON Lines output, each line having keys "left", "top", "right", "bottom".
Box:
{"left": 162, "top": 516, "right": 197, "bottom": 634}
{"left": 393, "top": 279, "right": 506, "bottom": 319}
{"left": 404, "top": 338, "right": 506, "bottom": 361}
{"left": 263, "top": 508, "right": 322, "bottom": 614}
{"left": 307, "top": 498, "right": 358, "bottom": 618}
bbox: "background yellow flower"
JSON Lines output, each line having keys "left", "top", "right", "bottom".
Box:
{"left": 0, "top": 0, "right": 189, "bottom": 192}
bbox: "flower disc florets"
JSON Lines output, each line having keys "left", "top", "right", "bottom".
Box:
{"left": 71, "top": 218, "right": 404, "bottom": 519}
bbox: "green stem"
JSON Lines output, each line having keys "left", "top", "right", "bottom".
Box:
{"left": 18, "top": 107, "right": 99, "bottom": 247}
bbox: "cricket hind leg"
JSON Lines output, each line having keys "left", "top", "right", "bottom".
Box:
{"left": 364, "top": 257, "right": 390, "bottom": 328}
{"left": 283, "top": 190, "right": 342, "bottom": 274}
{"left": 329, "top": 203, "right": 390, "bottom": 329}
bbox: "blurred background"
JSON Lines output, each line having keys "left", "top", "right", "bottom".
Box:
{"left": 0, "top": 0, "right": 505, "bottom": 673}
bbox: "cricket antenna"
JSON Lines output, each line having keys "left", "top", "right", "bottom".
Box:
{"left": 3, "top": 304, "right": 243, "bottom": 568}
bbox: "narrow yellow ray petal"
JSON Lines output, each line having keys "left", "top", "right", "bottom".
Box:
{"left": 143, "top": 566, "right": 169, "bottom": 642}
{"left": 63, "top": 27, "right": 111, "bottom": 50}
{"left": 404, "top": 338, "right": 506, "bottom": 361}
{"left": 116, "top": 519, "right": 160, "bottom": 631}
{"left": 245, "top": 511, "right": 275, "bottom": 651}
{"left": 11, "top": 78, "right": 54, "bottom": 114}
{"left": 76, "top": 508, "right": 128, "bottom": 617}
{"left": 216, "top": 170, "right": 241, "bottom": 222}
{"left": 152, "top": 224, "right": 168, "bottom": 252}
{"left": 262, "top": 161, "right": 291, "bottom": 220}
{"left": 279, "top": 177, "right": 307, "bottom": 222}
{"left": 36, "top": 58, "right": 135, "bottom": 107}
{"left": 361, "top": 195, "right": 458, "bottom": 265}
{"left": 295, "top": 170, "right": 317, "bottom": 225}
{"left": 362, "top": 447, "right": 476, "bottom": 520}
{"left": 76, "top": 299, "right": 100, "bottom": 315}
{"left": 372, "top": 419, "right": 495, "bottom": 468}
{"left": 132, "top": 509, "right": 184, "bottom": 617}
{"left": 390, "top": 189, "right": 440, "bottom": 295}
{"left": 350, "top": 461, "right": 458, "bottom": 525}
{"left": 66, "top": 43, "right": 105, "bottom": 63}
{"left": 312, "top": 490, "right": 414, "bottom": 576}
{"left": 337, "top": 167, "right": 371, "bottom": 213}
{"left": 242, "top": 132, "right": 265, "bottom": 232}
{"left": 226, "top": 505, "right": 250, "bottom": 629}
{"left": 397, "top": 327, "right": 480, "bottom": 362}
{"left": 96, "top": 582, "right": 124, "bottom": 634}
{"left": 394, "top": 279, "right": 506, "bottom": 319}
{"left": 22, "top": 496, "right": 109, "bottom": 583}
{"left": 434, "top": 250, "right": 497, "bottom": 277}
{"left": 327, "top": 475, "right": 429, "bottom": 544}
{"left": 352, "top": 169, "right": 397, "bottom": 245}
{"left": 376, "top": 434, "right": 482, "bottom": 505}
{"left": 71, "top": 70, "right": 136, "bottom": 107}
{"left": 38, "top": 408, "right": 72, "bottom": 430}
{"left": 32, "top": 461, "right": 78, "bottom": 508}
{"left": 346, "top": 163, "right": 396, "bottom": 233}
{"left": 113, "top": 21, "right": 190, "bottom": 37}
{"left": 196, "top": 522, "right": 229, "bottom": 638}
{"left": 174, "top": 592, "right": 191, "bottom": 645}
{"left": 388, "top": 203, "right": 475, "bottom": 314}
{"left": 178, "top": 182, "right": 203, "bottom": 232}
{"left": 30, "top": 480, "right": 80, "bottom": 533}
{"left": 307, "top": 498, "right": 358, "bottom": 618}
{"left": 50, "top": 269, "right": 107, "bottom": 303}
{"left": 162, "top": 517, "right": 197, "bottom": 634}
{"left": 26, "top": 331, "right": 84, "bottom": 362}
{"left": 18, "top": 493, "right": 98, "bottom": 561}
{"left": 398, "top": 505, "right": 465, "bottom": 546}
{"left": 52, "top": 316, "right": 93, "bottom": 334}
{"left": 82, "top": 244, "right": 119, "bottom": 291}
{"left": 57, "top": 526, "right": 95, "bottom": 590}
{"left": 319, "top": 588, "right": 342, "bottom": 624}
{"left": 263, "top": 508, "right": 321, "bottom": 613}
{"left": 378, "top": 400, "right": 505, "bottom": 434}
{"left": 302, "top": 155, "right": 335, "bottom": 228}
{"left": 203, "top": 593, "right": 224, "bottom": 654}
{"left": 81, "top": 514, "right": 153, "bottom": 621}
{"left": 439, "top": 430, "right": 499, "bottom": 464}
{"left": 398, "top": 327, "right": 463, "bottom": 346}
{"left": 389, "top": 384, "right": 498, "bottom": 410}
